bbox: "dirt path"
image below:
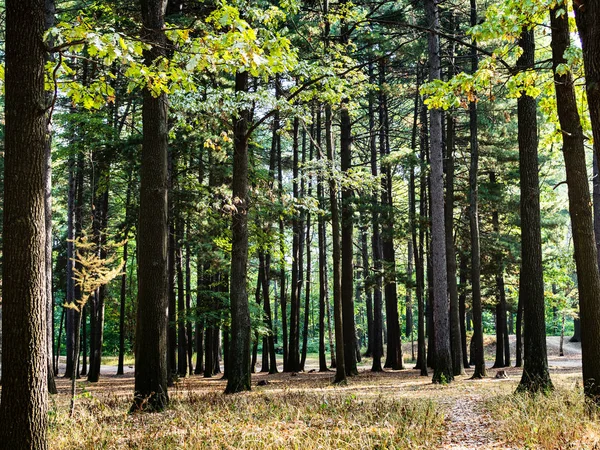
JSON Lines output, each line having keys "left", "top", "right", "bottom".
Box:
{"left": 441, "top": 395, "right": 511, "bottom": 450}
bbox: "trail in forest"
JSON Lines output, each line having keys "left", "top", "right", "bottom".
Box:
{"left": 441, "top": 395, "right": 513, "bottom": 450}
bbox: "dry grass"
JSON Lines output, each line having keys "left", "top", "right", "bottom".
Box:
{"left": 44, "top": 353, "right": 600, "bottom": 449}
{"left": 486, "top": 375, "right": 600, "bottom": 449}
{"left": 48, "top": 373, "right": 445, "bottom": 449}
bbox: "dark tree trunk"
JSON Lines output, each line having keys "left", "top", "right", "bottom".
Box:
{"left": 516, "top": 28, "right": 553, "bottom": 393}
{"left": 573, "top": 0, "right": 600, "bottom": 167}
{"left": 185, "top": 232, "right": 194, "bottom": 375}
{"left": 117, "top": 178, "right": 132, "bottom": 376}
{"left": 552, "top": 6, "right": 600, "bottom": 402}
{"left": 369, "top": 65, "right": 384, "bottom": 373}
{"left": 65, "top": 155, "right": 76, "bottom": 379}
{"left": 516, "top": 294, "right": 523, "bottom": 367}
{"left": 491, "top": 172, "right": 509, "bottom": 369}
{"left": 225, "top": 71, "right": 252, "bottom": 394}
{"left": 81, "top": 306, "right": 87, "bottom": 377}
{"left": 445, "top": 110, "right": 463, "bottom": 376}
{"left": 362, "top": 225, "right": 374, "bottom": 357}
{"left": 594, "top": 153, "right": 600, "bottom": 271}
{"left": 194, "top": 262, "right": 205, "bottom": 375}
{"left": 317, "top": 104, "right": 330, "bottom": 372}
{"left": 326, "top": 101, "right": 347, "bottom": 384}
{"left": 44, "top": 0, "right": 57, "bottom": 395}
{"left": 176, "top": 219, "right": 188, "bottom": 377}
{"left": 288, "top": 118, "right": 302, "bottom": 373}
{"left": 444, "top": 13, "right": 463, "bottom": 377}
{"left": 88, "top": 161, "right": 109, "bottom": 383}
{"left": 459, "top": 251, "right": 470, "bottom": 369}
{"left": 571, "top": 318, "right": 581, "bottom": 343}
{"left": 341, "top": 101, "right": 358, "bottom": 376}
{"left": 300, "top": 124, "right": 313, "bottom": 372}
{"left": 468, "top": 0, "right": 486, "bottom": 380}
{"left": 260, "top": 253, "right": 278, "bottom": 374}
{"left": 425, "top": 0, "right": 453, "bottom": 383}
{"left": 277, "top": 109, "right": 288, "bottom": 371}
{"left": 132, "top": 0, "right": 170, "bottom": 411}
{"left": 379, "top": 62, "right": 403, "bottom": 371}
{"left": 414, "top": 90, "right": 428, "bottom": 376}
{"left": 0, "top": 0, "right": 49, "bottom": 445}
{"left": 167, "top": 223, "right": 177, "bottom": 384}
{"left": 252, "top": 267, "right": 261, "bottom": 373}
{"left": 406, "top": 241, "right": 414, "bottom": 339}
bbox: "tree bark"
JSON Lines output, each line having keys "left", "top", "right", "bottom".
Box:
{"left": 468, "top": 0, "right": 486, "bottom": 380}
{"left": 445, "top": 110, "right": 463, "bottom": 376}
{"left": 341, "top": 101, "right": 358, "bottom": 376}
{"left": 225, "top": 71, "right": 252, "bottom": 394}
{"left": 132, "top": 0, "right": 170, "bottom": 412}
{"left": 326, "top": 101, "right": 347, "bottom": 383}
{"left": 288, "top": 118, "right": 302, "bottom": 373}
{"left": 516, "top": 28, "right": 552, "bottom": 393}
{"left": 379, "top": 61, "right": 403, "bottom": 371}
{"left": 552, "top": 6, "right": 600, "bottom": 401}
{"left": 0, "top": 0, "right": 49, "bottom": 446}
{"left": 44, "top": 0, "right": 57, "bottom": 395}
{"left": 176, "top": 218, "right": 188, "bottom": 377}
{"left": 369, "top": 67, "right": 384, "bottom": 373}
{"left": 425, "top": 0, "right": 453, "bottom": 383}
{"left": 117, "top": 176, "right": 132, "bottom": 376}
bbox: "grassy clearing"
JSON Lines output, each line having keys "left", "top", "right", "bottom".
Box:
{"left": 487, "top": 386, "right": 600, "bottom": 449}
{"left": 48, "top": 388, "right": 444, "bottom": 449}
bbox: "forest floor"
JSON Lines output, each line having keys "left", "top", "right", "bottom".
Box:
{"left": 44, "top": 336, "right": 600, "bottom": 449}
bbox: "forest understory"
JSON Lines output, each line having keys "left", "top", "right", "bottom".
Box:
{"left": 41, "top": 337, "right": 596, "bottom": 450}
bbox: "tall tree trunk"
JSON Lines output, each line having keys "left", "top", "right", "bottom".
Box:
{"left": 369, "top": 65, "right": 384, "bottom": 374}
{"left": 277, "top": 104, "right": 288, "bottom": 372}
{"left": 445, "top": 109, "right": 463, "bottom": 376}
{"left": 516, "top": 28, "right": 553, "bottom": 393}
{"left": 326, "top": 100, "right": 347, "bottom": 383}
{"left": 412, "top": 69, "right": 428, "bottom": 376}
{"left": 573, "top": 0, "right": 600, "bottom": 169}
{"left": 341, "top": 101, "right": 358, "bottom": 376}
{"left": 65, "top": 155, "right": 76, "bottom": 379}
{"left": 167, "top": 222, "right": 177, "bottom": 384}
{"left": 301, "top": 122, "right": 314, "bottom": 371}
{"left": 0, "top": 0, "right": 49, "bottom": 445}
{"left": 88, "top": 161, "right": 109, "bottom": 383}
{"left": 225, "top": 71, "right": 252, "bottom": 394}
{"left": 552, "top": 6, "right": 600, "bottom": 402}
{"left": 490, "top": 172, "right": 509, "bottom": 368}
{"left": 317, "top": 103, "right": 330, "bottom": 372}
{"left": 362, "top": 225, "right": 374, "bottom": 357}
{"left": 132, "top": 0, "right": 170, "bottom": 411}
{"left": 444, "top": 20, "right": 463, "bottom": 375}
{"left": 379, "top": 61, "right": 403, "bottom": 371}
{"left": 117, "top": 176, "right": 132, "bottom": 376}
{"left": 176, "top": 218, "right": 188, "bottom": 377}
{"left": 425, "top": 0, "right": 453, "bottom": 383}
{"left": 195, "top": 262, "right": 206, "bottom": 376}
{"left": 45, "top": 0, "right": 57, "bottom": 395}
{"left": 288, "top": 118, "right": 302, "bottom": 372}
{"left": 468, "top": 0, "right": 486, "bottom": 380}
{"left": 185, "top": 230, "right": 194, "bottom": 375}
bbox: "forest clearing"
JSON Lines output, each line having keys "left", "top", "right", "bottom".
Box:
{"left": 46, "top": 338, "right": 594, "bottom": 449}
{"left": 3, "top": 0, "right": 600, "bottom": 448}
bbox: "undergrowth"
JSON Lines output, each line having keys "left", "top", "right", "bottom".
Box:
{"left": 487, "top": 387, "right": 600, "bottom": 449}
{"left": 48, "top": 390, "right": 444, "bottom": 449}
